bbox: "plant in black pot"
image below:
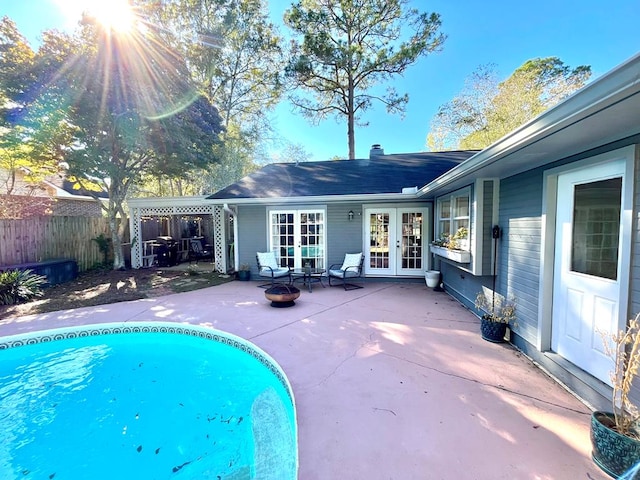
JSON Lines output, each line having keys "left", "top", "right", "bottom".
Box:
{"left": 474, "top": 289, "right": 516, "bottom": 343}
{"left": 591, "top": 314, "right": 640, "bottom": 479}
{"left": 237, "top": 264, "right": 251, "bottom": 281}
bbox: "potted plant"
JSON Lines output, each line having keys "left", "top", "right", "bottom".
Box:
{"left": 430, "top": 227, "right": 470, "bottom": 263}
{"left": 474, "top": 289, "right": 516, "bottom": 343}
{"left": 237, "top": 264, "right": 251, "bottom": 281}
{"left": 591, "top": 314, "right": 640, "bottom": 478}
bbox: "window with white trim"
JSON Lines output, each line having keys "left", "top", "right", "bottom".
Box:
{"left": 436, "top": 188, "right": 470, "bottom": 250}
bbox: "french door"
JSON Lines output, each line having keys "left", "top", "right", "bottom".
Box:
{"left": 268, "top": 209, "right": 326, "bottom": 269}
{"left": 364, "top": 207, "right": 429, "bottom": 276}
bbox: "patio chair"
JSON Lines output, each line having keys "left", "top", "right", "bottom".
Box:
{"left": 188, "top": 238, "right": 213, "bottom": 264}
{"left": 256, "top": 251, "right": 292, "bottom": 288}
{"left": 328, "top": 252, "right": 364, "bottom": 290}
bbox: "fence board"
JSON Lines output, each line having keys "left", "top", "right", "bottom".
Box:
{"left": 0, "top": 217, "right": 127, "bottom": 272}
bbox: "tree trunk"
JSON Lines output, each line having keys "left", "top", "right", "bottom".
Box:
{"left": 109, "top": 215, "right": 126, "bottom": 270}
{"left": 347, "top": 85, "right": 355, "bottom": 159}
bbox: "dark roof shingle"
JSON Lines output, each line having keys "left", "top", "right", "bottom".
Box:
{"left": 207, "top": 150, "right": 477, "bottom": 200}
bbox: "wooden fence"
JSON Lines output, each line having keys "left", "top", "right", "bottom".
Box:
{"left": 0, "top": 217, "right": 128, "bottom": 272}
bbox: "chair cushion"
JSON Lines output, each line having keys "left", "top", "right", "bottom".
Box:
{"left": 257, "top": 251, "right": 279, "bottom": 270}
{"left": 260, "top": 267, "right": 291, "bottom": 278}
{"left": 329, "top": 268, "right": 359, "bottom": 279}
{"left": 341, "top": 253, "right": 362, "bottom": 271}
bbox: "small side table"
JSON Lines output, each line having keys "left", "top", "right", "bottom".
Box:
{"left": 291, "top": 268, "right": 326, "bottom": 293}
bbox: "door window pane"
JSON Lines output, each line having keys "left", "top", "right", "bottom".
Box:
{"left": 400, "top": 212, "right": 423, "bottom": 269}
{"left": 369, "top": 213, "right": 390, "bottom": 269}
{"left": 571, "top": 177, "right": 622, "bottom": 280}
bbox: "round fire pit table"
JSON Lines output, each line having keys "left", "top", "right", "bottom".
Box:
{"left": 264, "top": 284, "right": 301, "bottom": 308}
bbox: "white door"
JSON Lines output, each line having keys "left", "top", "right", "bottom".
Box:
{"left": 364, "top": 207, "right": 429, "bottom": 276}
{"left": 269, "top": 209, "right": 325, "bottom": 269}
{"left": 551, "top": 161, "right": 627, "bottom": 384}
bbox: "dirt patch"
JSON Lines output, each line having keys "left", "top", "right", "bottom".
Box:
{"left": 0, "top": 266, "right": 235, "bottom": 319}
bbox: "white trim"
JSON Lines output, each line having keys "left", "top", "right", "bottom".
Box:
{"left": 266, "top": 206, "right": 328, "bottom": 270}
{"left": 472, "top": 179, "right": 484, "bottom": 275}
{"left": 538, "top": 145, "right": 635, "bottom": 352}
{"left": 207, "top": 192, "right": 422, "bottom": 205}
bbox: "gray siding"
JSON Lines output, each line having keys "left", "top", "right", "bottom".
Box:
{"left": 326, "top": 203, "right": 364, "bottom": 268}
{"left": 236, "top": 204, "right": 268, "bottom": 274}
{"left": 499, "top": 170, "right": 543, "bottom": 345}
{"left": 482, "top": 180, "right": 495, "bottom": 275}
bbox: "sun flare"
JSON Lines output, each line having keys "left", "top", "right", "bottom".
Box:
{"left": 54, "top": 0, "right": 136, "bottom": 33}
{"left": 88, "top": 0, "right": 136, "bottom": 32}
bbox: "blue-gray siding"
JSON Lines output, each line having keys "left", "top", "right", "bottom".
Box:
{"left": 499, "top": 170, "right": 543, "bottom": 345}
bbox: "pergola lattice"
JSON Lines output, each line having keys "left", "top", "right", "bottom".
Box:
{"left": 128, "top": 197, "right": 229, "bottom": 272}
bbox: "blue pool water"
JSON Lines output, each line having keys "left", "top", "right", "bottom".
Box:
{"left": 0, "top": 323, "right": 297, "bottom": 480}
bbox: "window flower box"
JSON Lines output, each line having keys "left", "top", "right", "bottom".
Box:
{"left": 430, "top": 245, "right": 471, "bottom": 264}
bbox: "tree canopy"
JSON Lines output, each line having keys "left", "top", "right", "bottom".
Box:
{"left": 140, "top": 0, "right": 286, "bottom": 195}
{"left": 284, "top": 0, "right": 445, "bottom": 159}
{"left": 427, "top": 57, "right": 592, "bottom": 151}
{"left": 0, "top": 14, "right": 224, "bottom": 268}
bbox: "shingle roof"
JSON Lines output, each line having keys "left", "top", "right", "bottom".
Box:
{"left": 207, "top": 150, "right": 477, "bottom": 200}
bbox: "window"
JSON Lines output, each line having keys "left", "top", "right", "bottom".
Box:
{"left": 436, "top": 188, "right": 470, "bottom": 250}
{"left": 571, "top": 177, "right": 622, "bottom": 280}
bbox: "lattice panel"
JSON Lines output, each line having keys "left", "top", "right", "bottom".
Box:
{"left": 130, "top": 207, "right": 142, "bottom": 268}
{"left": 139, "top": 205, "right": 214, "bottom": 216}
{"left": 213, "top": 205, "right": 226, "bottom": 272}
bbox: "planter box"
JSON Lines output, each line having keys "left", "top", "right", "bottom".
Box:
{"left": 430, "top": 245, "right": 471, "bottom": 264}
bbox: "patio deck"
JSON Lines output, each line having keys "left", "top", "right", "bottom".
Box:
{"left": 0, "top": 281, "right": 607, "bottom": 479}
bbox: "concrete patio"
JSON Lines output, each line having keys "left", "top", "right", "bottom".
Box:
{"left": 0, "top": 280, "right": 608, "bottom": 479}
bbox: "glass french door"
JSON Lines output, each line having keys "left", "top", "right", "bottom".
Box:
{"left": 365, "top": 207, "right": 429, "bottom": 276}
{"left": 269, "top": 209, "right": 325, "bottom": 269}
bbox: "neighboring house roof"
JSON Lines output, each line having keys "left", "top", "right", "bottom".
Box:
{"left": 207, "top": 150, "right": 477, "bottom": 200}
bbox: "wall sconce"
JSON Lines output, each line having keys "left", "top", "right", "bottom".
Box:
{"left": 348, "top": 210, "right": 354, "bottom": 221}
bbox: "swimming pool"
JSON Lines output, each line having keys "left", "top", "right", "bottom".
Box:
{"left": 0, "top": 323, "right": 297, "bottom": 479}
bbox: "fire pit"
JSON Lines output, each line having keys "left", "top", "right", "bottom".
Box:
{"left": 264, "top": 284, "right": 301, "bottom": 308}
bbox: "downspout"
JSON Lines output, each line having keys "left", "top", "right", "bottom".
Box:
{"left": 223, "top": 204, "right": 238, "bottom": 271}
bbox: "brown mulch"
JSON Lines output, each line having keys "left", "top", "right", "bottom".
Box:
{"left": 0, "top": 266, "right": 235, "bottom": 319}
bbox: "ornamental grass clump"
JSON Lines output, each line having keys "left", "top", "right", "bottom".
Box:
{"left": 602, "top": 314, "right": 640, "bottom": 439}
{"left": 0, "top": 269, "right": 47, "bottom": 305}
{"left": 475, "top": 289, "right": 517, "bottom": 325}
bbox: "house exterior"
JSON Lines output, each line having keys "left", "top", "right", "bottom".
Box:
{"left": 201, "top": 53, "right": 640, "bottom": 408}
{"left": 206, "top": 149, "right": 476, "bottom": 277}
{"left": 0, "top": 168, "right": 106, "bottom": 218}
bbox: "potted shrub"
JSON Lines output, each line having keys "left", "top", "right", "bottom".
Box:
{"left": 474, "top": 289, "right": 516, "bottom": 343}
{"left": 591, "top": 314, "right": 640, "bottom": 478}
{"left": 237, "top": 264, "right": 251, "bottom": 281}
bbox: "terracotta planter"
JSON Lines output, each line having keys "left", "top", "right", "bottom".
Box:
{"left": 591, "top": 411, "right": 640, "bottom": 478}
{"left": 480, "top": 316, "right": 508, "bottom": 343}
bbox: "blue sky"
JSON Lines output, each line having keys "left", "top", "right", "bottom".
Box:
{"left": 3, "top": 0, "right": 639, "bottom": 160}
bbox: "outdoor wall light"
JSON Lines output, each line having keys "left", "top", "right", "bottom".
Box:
{"left": 348, "top": 210, "right": 354, "bottom": 221}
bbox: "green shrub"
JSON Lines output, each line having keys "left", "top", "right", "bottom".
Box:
{"left": 0, "top": 269, "right": 47, "bottom": 305}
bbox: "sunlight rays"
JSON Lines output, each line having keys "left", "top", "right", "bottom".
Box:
{"left": 51, "top": 0, "right": 201, "bottom": 125}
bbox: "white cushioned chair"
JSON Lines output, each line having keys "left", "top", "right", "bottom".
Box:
{"left": 256, "top": 251, "right": 292, "bottom": 288}
{"left": 328, "top": 253, "right": 364, "bottom": 290}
